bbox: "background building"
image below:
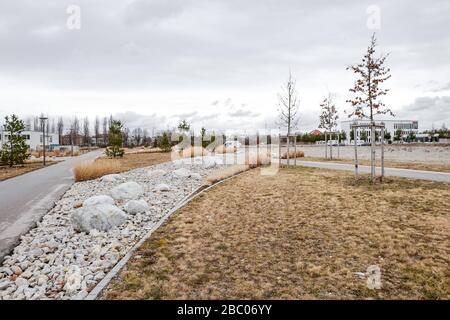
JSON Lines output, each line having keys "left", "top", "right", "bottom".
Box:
{"left": 340, "top": 119, "right": 419, "bottom": 144}
{"left": 0, "top": 127, "right": 59, "bottom": 150}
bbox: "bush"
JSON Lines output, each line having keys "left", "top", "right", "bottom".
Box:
{"left": 214, "top": 145, "right": 237, "bottom": 154}
{"left": 180, "top": 146, "right": 208, "bottom": 158}
{"left": 105, "top": 120, "right": 125, "bottom": 158}
{"left": 1, "top": 114, "right": 30, "bottom": 167}
{"left": 158, "top": 132, "right": 172, "bottom": 152}
{"left": 280, "top": 150, "right": 305, "bottom": 159}
{"left": 73, "top": 159, "right": 121, "bottom": 182}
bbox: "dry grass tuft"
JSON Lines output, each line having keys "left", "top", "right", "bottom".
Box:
{"left": 245, "top": 152, "right": 271, "bottom": 168}
{"left": 31, "top": 149, "right": 80, "bottom": 158}
{"left": 280, "top": 150, "right": 305, "bottom": 159}
{"left": 180, "top": 147, "right": 209, "bottom": 158}
{"left": 204, "top": 165, "right": 250, "bottom": 185}
{"left": 125, "top": 148, "right": 162, "bottom": 154}
{"left": 214, "top": 145, "right": 237, "bottom": 154}
{"left": 73, "top": 159, "right": 121, "bottom": 182}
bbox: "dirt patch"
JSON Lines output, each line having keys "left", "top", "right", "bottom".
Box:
{"left": 102, "top": 167, "right": 450, "bottom": 300}
{"left": 0, "top": 161, "right": 57, "bottom": 181}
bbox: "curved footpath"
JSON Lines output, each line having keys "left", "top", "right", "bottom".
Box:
{"left": 286, "top": 160, "right": 450, "bottom": 183}
{"left": 0, "top": 150, "right": 103, "bottom": 262}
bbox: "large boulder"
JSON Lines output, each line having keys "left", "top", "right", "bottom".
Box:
{"left": 124, "top": 200, "right": 150, "bottom": 215}
{"left": 100, "top": 174, "right": 122, "bottom": 182}
{"left": 110, "top": 181, "right": 143, "bottom": 200}
{"left": 70, "top": 204, "right": 128, "bottom": 233}
{"left": 173, "top": 168, "right": 191, "bottom": 178}
{"left": 203, "top": 156, "right": 223, "bottom": 169}
{"left": 83, "top": 195, "right": 115, "bottom": 207}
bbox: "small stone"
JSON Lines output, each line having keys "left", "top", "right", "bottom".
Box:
{"left": 155, "top": 183, "right": 171, "bottom": 192}
{"left": 0, "top": 279, "right": 11, "bottom": 290}
{"left": 12, "top": 266, "right": 23, "bottom": 276}
{"left": 15, "top": 277, "right": 29, "bottom": 288}
{"left": 173, "top": 168, "right": 191, "bottom": 178}
{"left": 83, "top": 195, "right": 115, "bottom": 207}
{"left": 110, "top": 182, "right": 144, "bottom": 200}
{"left": 100, "top": 174, "right": 122, "bottom": 182}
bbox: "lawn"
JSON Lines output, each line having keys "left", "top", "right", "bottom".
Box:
{"left": 299, "top": 157, "right": 450, "bottom": 173}
{"left": 102, "top": 166, "right": 450, "bottom": 300}
{"left": 0, "top": 161, "right": 57, "bottom": 181}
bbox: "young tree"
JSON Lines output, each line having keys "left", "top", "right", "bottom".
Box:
{"left": 83, "top": 117, "right": 90, "bottom": 146}
{"left": 57, "top": 117, "right": 64, "bottom": 145}
{"left": 105, "top": 120, "right": 124, "bottom": 158}
{"left": 318, "top": 93, "right": 339, "bottom": 159}
{"left": 158, "top": 131, "right": 172, "bottom": 152}
{"left": 178, "top": 120, "right": 190, "bottom": 133}
{"left": 394, "top": 128, "right": 402, "bottom": 142}
{"left": 277, "top": 72, "right": 299, "bottom": 136}
{"left": 94, "top": 116, "right": 100, "bottom": 146}
{"left": 347, "top": 33, "right": 393, "bottom": 180}
{"left": 1, "top": 115, "right": 29, "bottom": 167}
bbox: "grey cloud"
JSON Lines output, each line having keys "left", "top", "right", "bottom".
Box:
{"left": 228, "top": 109, "right": 261, "bottom": 118}
{"left": 398, "top": 96, "right": 450, "bottom": 129}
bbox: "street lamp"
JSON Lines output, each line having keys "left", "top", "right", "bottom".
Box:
{"left": 39, "top": 116, "right": 48, "bottom": 166}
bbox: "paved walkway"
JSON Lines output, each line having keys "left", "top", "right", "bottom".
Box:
{"left": 0, "top": 150, "right": 103, "bottom": 261}
{"left": 286, "top": 160, "right": 450, "bottom": 183}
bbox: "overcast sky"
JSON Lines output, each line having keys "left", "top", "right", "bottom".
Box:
{"left": 0, "top": 0, "right": 449, "bottom": 132}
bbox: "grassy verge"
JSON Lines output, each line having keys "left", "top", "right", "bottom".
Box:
{"left": 74, "top": 152, "right": 172, "bottom": 181}
{"left": 102, "top": 166, "right": 450, "bottom": 299}
{"left": 300, "top": 156, "right": 450, "bottom": 173}
{"left": 0, "top": 161, "right": 57, "bottom": 181}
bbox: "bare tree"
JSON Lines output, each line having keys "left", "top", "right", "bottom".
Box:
{"left": 102, "top": 117, "right": 108, "bottom": 146}
{"left": 133, "top": 128, "right": 143, "bottom": 146}
{"left": 83, "top": 117, "right": 90, "bottom": 146}
{"left": 277, "top": 71, "right": 299, "bottom": 136}
{"left": 72, "top": 116, "right": 80, "bottom": 146}
{"left": 347, "top": 33, "right": 393, "bottom": 181}
{"left": 94, "top": 116, "right": 100, "bottom": 146}
{"left": 57, "top": 117, "right": 64, "bottom": 145}
{"left": 319, "top": 93, "right": 339, "bottom": 159}
{"left": 33, "top": 116, "right": 39, "bottom": 131}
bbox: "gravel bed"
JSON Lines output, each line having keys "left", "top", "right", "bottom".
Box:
{"left": 0, "top": 159, "right": 223, "bottom": 300}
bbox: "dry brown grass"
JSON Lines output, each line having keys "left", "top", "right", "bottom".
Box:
{"left": 280, "top": 150, "right": 305, "bottom": 159}
{"left": 214, "top": 145, "right": 237, "bottom": 154}
{"left": 0, "top": 161, "right": 57, "bottom": 181}
{"left": 73, "top": 152, "right": 172, "bottom": 181}
{"left": 31, "top": 149, "right": 80, "bottom": 158}
{"left": 124, "top": 148, "right": 162, "bottom": 154}
{"left": 301, "top": 156, "right": 450, "bottom": 173}
{"left": 73, "top": 160, "right": 121, "bottom": 182}
{"left": 204, "top": 165, "right": 250, "bottom": 185}
{"left": 180, "top": 147, "right": 209, "bottom": 158}
{"left": 103, "top": 167, "right": 450, "bottom": 300}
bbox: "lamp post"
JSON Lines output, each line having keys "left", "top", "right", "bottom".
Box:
{"left": 39, "top": 116, "right": 48, "bottom": 166}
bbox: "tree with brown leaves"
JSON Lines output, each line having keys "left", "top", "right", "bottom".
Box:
{"left": 346, "top": 33, "right": 393, "bottom": 121}
{"left": 347, "top": 33, "right": 393, "bottom": 181}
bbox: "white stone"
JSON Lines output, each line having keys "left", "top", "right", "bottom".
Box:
{"left": 63, "top": 265, "right": 82, "bottom": 294}
{"left": 173, "top": 168, "right": 191, "bottom": 178}
{"left": 110, "top": 181, "right": 143, "bottom": 200}
{"left": 100, "top": 174, "right": 122, "bottom": 182}
{"left": 147, "top": 169, "right": 166, "bottom": 177}
{"left": 155, "top": 183, "right": 171, "bottom": 192}
{"left": 15, "top": 277, "right": 29, "bottom": 288}
{"left": 83, "top": 195, "right": 115, "bottom": 207}
{"left": 70, "top": 204, "right": 128, "bottom": 233}
{"left": 191, "top": 173, "right": 202, "bottom": 180}
{"left": 0, "top": 279, "right": 11, "bottom": 290}
{"left": 124, "top": 200, "right": 150, "bottom": 215}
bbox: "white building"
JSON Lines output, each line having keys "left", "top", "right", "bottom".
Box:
{"left": 340, "top": 119, "right": 419, "bottom": 144}
{"left": 0, "top": 129, "right": 59, "bottom": 150}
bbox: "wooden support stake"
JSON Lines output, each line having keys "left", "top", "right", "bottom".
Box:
{"left": 354, "top": 127, "right": 358, "bottom": 179}
{"left": 294, "top": 136, "right": 297, "bottom": 166}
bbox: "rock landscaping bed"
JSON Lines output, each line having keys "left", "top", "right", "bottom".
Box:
{"left": 0, "top": 157, "right": 224, "bottom": 300}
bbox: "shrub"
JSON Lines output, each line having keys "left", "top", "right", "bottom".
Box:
{"left": 73, "top": 159, "right": 121, "bottom": 182}
{"left": 205, "top": 165, "right": 250, "bottom": 185}
{"left": 214, "top": 145, "right": 237, "bottom": 154}
{"left": 105, "top": 120, "right": 125, "bottom": 158}
{"left": 180, "top": 146, "right": 208, "bottom": 158}
{"left": 245, "top": 152, "right": 271, "bottom": 168}
{"left": 1, "top": 114, "right": 30, "bottom": 166}
{"left": 158, "top": 132, "right": 172, "bottom": 152}
{"left": 280, "top": 150, "right": 305, "bottom": 159}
